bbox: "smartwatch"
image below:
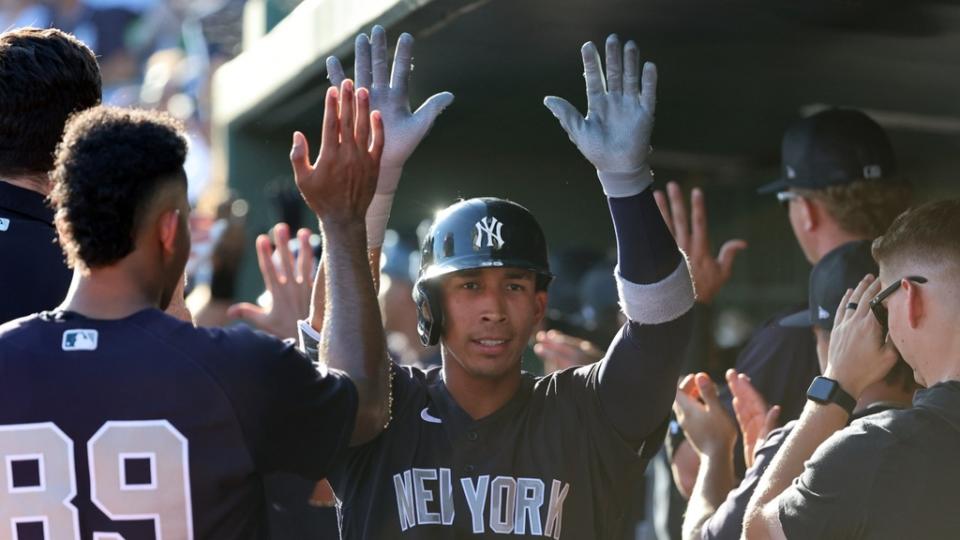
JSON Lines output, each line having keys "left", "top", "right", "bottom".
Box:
{"left": 807, "top": 376, "right": 856, "bottom": 415}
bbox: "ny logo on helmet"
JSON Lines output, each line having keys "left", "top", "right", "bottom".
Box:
{"left": 474, "top": 217, "right": 505, "bottom": 249}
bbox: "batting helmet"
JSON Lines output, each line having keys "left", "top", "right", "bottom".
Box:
{"left": 413, "top": 198, "right": 553, "bottom": 346}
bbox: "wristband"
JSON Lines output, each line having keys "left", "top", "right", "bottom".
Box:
{"left": 596, "top": 164, "right": 654, "bottom": 198}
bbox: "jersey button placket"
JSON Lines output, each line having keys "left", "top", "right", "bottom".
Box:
{"left": 466, "top": 431, "right": 478, "bottom": 442}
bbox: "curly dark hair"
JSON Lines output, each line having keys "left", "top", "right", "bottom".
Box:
{"left": 0, "top": 28, "right": 101, "bottom": 176}
{"left": 50, "top": 106, "right": 188, "bottom": 269}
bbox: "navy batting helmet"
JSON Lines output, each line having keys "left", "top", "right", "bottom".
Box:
{"left": 413, "top": 198, "right": 553, "bottom": 346}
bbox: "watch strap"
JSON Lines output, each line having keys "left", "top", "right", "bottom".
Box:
{"left": 808, "top": 376, "right": 856, "bottom": 415}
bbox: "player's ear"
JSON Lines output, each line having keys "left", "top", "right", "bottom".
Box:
{"left": 798, "top": 195, "right": 818, "bottom": 232}
{"left": 158, "top": 208, "right": 181, "bottom": 255}
{"left": 533, "top": 290, "right": 548, "bottom": 325}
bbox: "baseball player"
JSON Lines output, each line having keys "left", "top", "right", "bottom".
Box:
{"left": 311, "top": 31, "right": 696, "bottom": 538}
{"left": 0, "top": 86, "right": 387, "bottom": 537}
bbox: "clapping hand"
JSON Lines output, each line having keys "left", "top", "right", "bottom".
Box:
{"left": 727, "top": 369, "right": 780, "bottom": 468}
{"left": 674, "top": 373, "right": 738, "bottom": 459}
{"left": 545, "top": 34, "right": 657, "bottom": 198}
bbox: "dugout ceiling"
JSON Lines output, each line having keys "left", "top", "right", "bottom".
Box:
{"left": 214, "top": 0, "right": 960, "bottom": 315}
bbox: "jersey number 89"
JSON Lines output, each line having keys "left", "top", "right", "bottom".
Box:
{"left": 0, "top": 421, "right": 193, "bottom": 540}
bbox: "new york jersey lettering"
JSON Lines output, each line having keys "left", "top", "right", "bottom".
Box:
{"left": 393, "top": 468, "right": 569, "bottom": 537}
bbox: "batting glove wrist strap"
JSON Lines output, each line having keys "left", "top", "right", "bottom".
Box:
{"left": 365, "top": 185, "right": 398, "bottom": 249}
{"left": 616, "top": 258, "right": 695, "bottom": 324}
{"left": 597, "top": 164, "right": 654, "bottom": 199}
{"left": 298, "top": 319, "right": 322, "bottom": 362}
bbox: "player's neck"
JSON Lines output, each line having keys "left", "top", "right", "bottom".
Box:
{"left": 1, "top": 174, "right": 50, "bottom": 196}
{"left": 442, "top": 361, "right": 523, "bottom": 420}
{"left": 59, "top": 265, "right": 161, "bottom": 320}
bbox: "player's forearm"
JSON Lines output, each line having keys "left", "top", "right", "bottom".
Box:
{"left": 683, "top": 447, "right": 736, "bottom": 540}
{"left": 317, "top": 219, "right": 389, "bottom": 445}
{"left": 596, "top": 189, "right": 695, "bottom": 441}
{"left": 744, "top": 401, "right": 846, "bottom": 536}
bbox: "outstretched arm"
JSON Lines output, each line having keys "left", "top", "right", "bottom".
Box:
{"left": 545, "top": 34, "right": 695, "bottom": 445}
{"left": 291, "top": 79, "right": 389, "bottom": 446}
{"left": 327, "top": 25, "right": 453, "bottom": 250}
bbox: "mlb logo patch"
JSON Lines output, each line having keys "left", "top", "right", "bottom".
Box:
{"left": 0, "top": 217, "right": 9, "bottom": 231}
{"left": 62, "top": 329, "right": 98, "bottom": 351}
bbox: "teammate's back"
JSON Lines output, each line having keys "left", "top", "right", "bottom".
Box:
{"left": 0, "top": 308, "right": 355, "bottom": 538}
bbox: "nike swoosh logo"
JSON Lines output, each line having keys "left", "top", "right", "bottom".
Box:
{"left": 420, "top": 407, "right": 442, "bottom": 424}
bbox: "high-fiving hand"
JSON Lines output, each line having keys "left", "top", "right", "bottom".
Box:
{"left": 545, "top": 34, "right": 657, "bottom": 198}
{"left": 654, "top": 181, "right": 747, "bottom": 304}
{"left": 290, "top": 80, "right": 384, "bottom": 225}
{"left": 327, "top": 26, "right": 453, "bottom": 247}
{"left": 327, "top": 26, "right": 453, "bottom": 176}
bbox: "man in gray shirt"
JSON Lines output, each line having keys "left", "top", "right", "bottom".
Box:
{"left": 744, "top": 198, "right": 960, "bottom": 539}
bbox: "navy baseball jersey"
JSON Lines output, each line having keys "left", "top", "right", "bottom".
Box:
{"left": 0, "top": 182, "right": 72, "bottom": 324}
{"left": 0, "top": 308, "right": 357, "bottom": 539}
{"left": 332, "top": 314, "right": 692, "bottom": 539}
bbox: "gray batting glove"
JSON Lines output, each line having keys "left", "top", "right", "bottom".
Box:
{"left": 327, "top": 26, "right": 453, "bottom": 247}
{"left": 544, "top": 34, "right": 657, "bottom": 198}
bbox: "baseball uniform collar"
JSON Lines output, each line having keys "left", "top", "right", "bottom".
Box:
{"left": 0, "top": 180, "right": 54, "bottom": 225}
{"left": 427, "top": 372, "right": 536, "bottom": 442}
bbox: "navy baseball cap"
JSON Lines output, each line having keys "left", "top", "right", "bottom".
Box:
{"left": 780, "top": 240, "right": 878, "bottom": 330}
{"left": 758, "top": 108, "right": 897, "bottom": 194}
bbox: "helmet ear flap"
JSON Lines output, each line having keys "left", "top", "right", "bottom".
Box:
{"left": 413, "top": 280, "right": 443, "bottom": 347}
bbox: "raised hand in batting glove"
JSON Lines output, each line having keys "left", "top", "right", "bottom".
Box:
{"left": 545, "top": 34, "right": 657, "bottom": 198}
{"left": 327, "top": 25, "right": 454, "bottom": 247}
{"left": 290, "top": 80, "right": 384, "bottom": 226}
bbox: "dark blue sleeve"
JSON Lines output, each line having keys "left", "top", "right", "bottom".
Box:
{"left": 701, "top": 423, "right": 794, "bottom": 540}
{"left": 597, "top": 188, "right": 693, "bottom": 448}
{"left": 608, "top": 189, "right": 681, "bottom": 284}
{"left": 598, "top": 316, "right": 693, "bottom": 448}
{"left": 206, "top": 327, "right": 359, "bottom": 480}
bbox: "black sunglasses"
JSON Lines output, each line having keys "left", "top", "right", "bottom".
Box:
{"left": 869, "top": 276, "right": 928, "bottom": 333}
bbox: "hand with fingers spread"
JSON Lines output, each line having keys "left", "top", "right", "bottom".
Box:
{"left": 823, "top": 275, "right": 900, "bottom": 399}
{"left": 327, "top": 25, "right": 454, "bottom": 246}
{"left": 534, "top": 329, "right": 604, "bottom": 374}
{"left": 727, "top": 369, "right": 781, "bottom": 469}
{"left": 545, "top": 34, "right": 657, "bottom": 198}
{"left": 674, "top": 373, "right": 738, "bottom": 459}
{"left": 227, "top": 223, "right": 315, "bottom": 340}
{"left": 290, "top": 80, "right": 384, "bottom": 225}
{"left": 654, "top": 181, "right": 747, "bottom": 304}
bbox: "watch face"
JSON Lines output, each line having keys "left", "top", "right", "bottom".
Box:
{"left": 808, "top": 377, "right": 836, "bottom": 401}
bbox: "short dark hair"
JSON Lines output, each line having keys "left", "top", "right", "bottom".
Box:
{"left": 872, "top": 199, "right": 960, "bottom": 271}
{"left": 795, "top": 178, "right": 913, "bottom": 238}
{"left": 0, "top": 28, "right": 101, "bottom": 176}
{"left": 51, "top": 106, "right": 188, "bottom": 269}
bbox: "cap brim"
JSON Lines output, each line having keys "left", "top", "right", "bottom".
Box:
{"left": 757, "top": 177, "right": 790, "bottom": 195}
{"left": 779, "top": 310, "right": 813, "bottom": 327}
